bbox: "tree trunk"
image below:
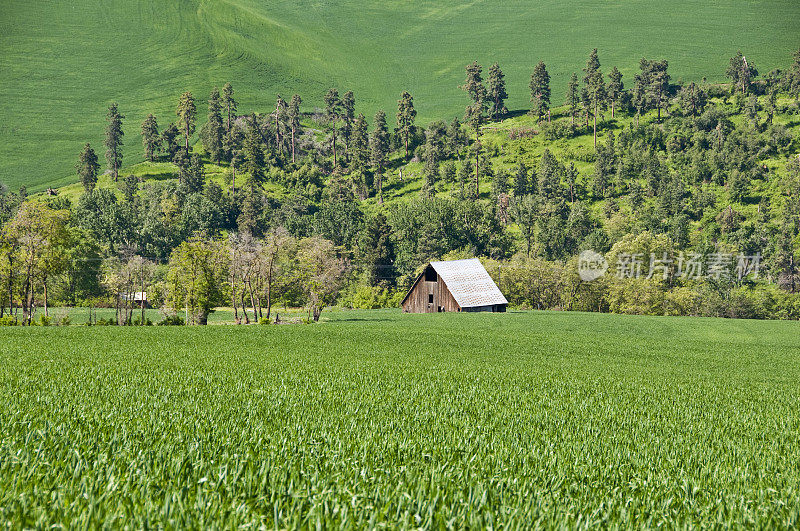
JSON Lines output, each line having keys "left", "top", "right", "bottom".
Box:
{"left": 240, "top": 292, "right": 250, "bottom": 324}
{"left": 232, "top": 280, "right": 240, "bottom": 324}
{"left": 611, "top": 101, "right": 615, "bottom": 119}
{"left": 474, "top": 136, "right": 480, "bottom": 199}
{"left": 332, "top": 123, "right": 337, "bottom": 168}
{"left": 291, "top": 127, "right": 296, "bottom": 163}
{"left": 405, "top": 134, "right": 409, "bottom": 160}
{"left": 593, "top": 103, "right": 597, "bottom": 148}
{"left": 247, "top": 280, "right": 258, "bottom": 322}
{"left": 43, "top": 277, "right": 48, "bottom": 318}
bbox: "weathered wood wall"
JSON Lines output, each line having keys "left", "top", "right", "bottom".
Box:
{"left": 401, "top": 272, "right": 460, "bottom": 313}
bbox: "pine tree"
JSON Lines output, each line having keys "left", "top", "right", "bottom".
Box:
{"left": 141, "top": 114, "right": 160, "bottom": 162}
{"left": 607, "top": 66, "right": 623, "bottom": 119}
{"left": 176, "top": 91, "right": 197, "bottom": 153}
{"left": 633, "top": 59, "right": 651, "bottom": 125}
{"left": 487, "top": 62, "right": 508, "bottom": 120}
{"left": 565, "top": 162, "right": 578, "bottom": 203}
{"left": 583, "top": 49, "right": 607, "bottom": 147}
{"left": 726, "top": 51, "right": 757, "bottom": 95}
{"left": 242, "top": 115, "right": 265, "bottom": 183}
{"left": 538, "top": 149, "right": 562, "bottom": 201}
{"left": 338, "top": 91, "right": 354, "bottom": 162}
{"left": 273, "top": 95, "right": 288, "bottom": 155}
{"left": 566, "top": 73, "right": 580, "bottom": 129}
{"left": 223, "top": 124, "right": 244, "bottom": 196}
{"left": 351, "top": 113, "right": 370, "bottom": 175}
{"left": 288, "top": 94, "right": 302, "bottom": 164}
{"left": 221, "top": 83, "right": 237, "bottom": 132}
{"left": 461, "top": 61, "right": 488, "bottom": 198}
{"left": 396, "top": 91, "right": 416, "bottom": 161}
{"left": 105, "top": 102, "right": 124, "bottom": 181}
{"left": 679, "top": 82, "right": 707, "bottom": 117}
{"left": 789, "top": 48, "right": 800, "bottom": 96}
{"left": 447, "top": 116, "right": 468, "bottom": 159}
{"left": 648, "top": 60, "right": 670, "bottom": 122}
{"left": 203, "top": 87, "right": 224, "bottom": 162}
{"left": 529, "top": 61, "right": 551, "bottom": 122}
{"left": 370, "top": 110, "right": 390, "bottom": 203}
{"left": 76, "top": 143, "right": 100, "bottom": 193}
{"left": 457, "top": 160, "right": 471, "bottom": 200}
{"left": 324, "top": 89, "right": 342, "bottom": 168}
{"left": 183, "top": 153, "right": 205, "bottom": 195}
{"left": 161, "top": 122, "right": 180, "bottom": 161}
{"left": 513, "top": 162, "right": 529, "bottom": 197}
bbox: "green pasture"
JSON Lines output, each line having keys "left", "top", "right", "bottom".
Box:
{"left": 2, "top": 310, "right": 800, "bottom": 526}
{"left": 1, "top": 0, "right": 799, "bottom": 191}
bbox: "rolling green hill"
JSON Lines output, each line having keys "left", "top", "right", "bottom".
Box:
{"left": 1, "top": 0, "right": 799, "bottom": 192}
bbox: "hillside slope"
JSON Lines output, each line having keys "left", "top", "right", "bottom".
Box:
{"left": 1, "top": 0, "right": 799, "bottom": 191}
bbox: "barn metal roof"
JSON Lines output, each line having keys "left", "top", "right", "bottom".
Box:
{"left": 429, "top": 258, "right": 508, "bottom": 308}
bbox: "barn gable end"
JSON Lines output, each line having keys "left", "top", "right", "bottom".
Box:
{"left": 401, "top": 258, "right": 508, "bottom": 313}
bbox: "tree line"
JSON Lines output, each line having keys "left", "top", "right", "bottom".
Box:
{"left": 2, "top": 47, "right": 800, "bottom": 324}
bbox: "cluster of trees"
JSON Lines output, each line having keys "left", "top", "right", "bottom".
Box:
{"left": 2, "top": 48, "right": 800, "bottom": 323}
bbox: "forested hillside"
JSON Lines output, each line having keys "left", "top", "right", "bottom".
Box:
{"left": 2, "top": 47, "right": 800, "bottom": 324}
{"left": 1, "top": 0, "right": 799, "bottom": 190}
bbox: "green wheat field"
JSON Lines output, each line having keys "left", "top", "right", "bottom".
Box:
{"left": 2, "top": 310, "right": 799, "bottom": 526}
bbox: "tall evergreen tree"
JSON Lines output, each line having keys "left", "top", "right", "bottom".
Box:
{"left": 529, "top": 61, "right": 551, "bottom": 122}
{"left": 105, "top": 102, "right": 124, "bottom": 181}
{"left": 176, "top": 91, "right": 197, "bottom": 153}
{"left": 340, "top": 91, "right": 356, "bottom": 160}
{"left": 288, "top": 94, "right": 302, "bottom": 164}
{"left": 633, "top": 60, "right": 651, "bottom": 125}
{"left": 789, "top": 47, "right": 800, "bottom": 96}
{"left": 583, "top": 49, "right": 606, "bottom": 148}
{"left": 273, "top": 95, "right": 288, "bottom": 155}
{"left": 396, "top": 91, "right": 417, "bottom": 160}
{"left": 370, "top": 110, "right": 390, "bottom": 203}
{"left": 76, "top": 143, "right": 100, "bottom": 193}
{"left": 487, "top": 62, "right": 508, "bottom": 120}
{"left": 566, "top": 73, "right": 580, "bottom": 128}
{"left": 242, "top": 115, "right": 265, "bottom": 183}
{"left": 648, "top": 60, "right": 670, "bottom": 122}
{"left": 607, "top": 66, "right": 623, "bottom": 118}
{"left": 140, "top": 114, "right": 160, "bottom": 162}
{"left": 538, "top": 149, "right": 562, "bottom": 201}
{"left": 513, "top": 162, "right": 529, "bottom": 198}
{"left": 324, "top": 88, "right": 342, "bottom": 168}
{"left": 161, "top": 122, "right": 180, "bottom": 161}
{"left": 203, "top": 87, "right": 224, "bottom": 162}
{"left": 726, "top": 51, "right": 757, "bottom": 95}
{"left": 679, "top": 82, "right": 707, "bottom": 117}
{"left": 221, "top": 82, "right": 237, "bottom": 132}
{"left": 461, "top": 61, "right": 488, "bottom": 198}
{"left": 351, "top": 113, "right": 370, "bottom": 175}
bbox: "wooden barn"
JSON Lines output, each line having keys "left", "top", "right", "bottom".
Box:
{"left": 401, "top": 258, "right": 508, "bottom": 313}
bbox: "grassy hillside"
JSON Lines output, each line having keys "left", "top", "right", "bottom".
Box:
{"left": 3, "top": 310, "right": 800, "bottom": 525}
{"left": 1, "top": 0, "right": 799, "bottom": 191}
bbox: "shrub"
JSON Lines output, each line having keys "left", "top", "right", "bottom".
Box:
{"left": 158, "top": 315, "right": 185, "bottom": 326}
{"left": 0, "top": 316, "right": 18, "bottom": 326}
{"left": 339, "top": 285, "right": 404, "bottom": 309}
